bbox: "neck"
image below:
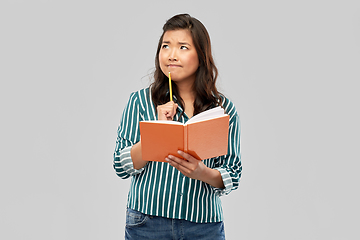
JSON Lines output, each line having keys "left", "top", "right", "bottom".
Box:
{"left": 175, "top": 80, "right": 195, "bottom": 103}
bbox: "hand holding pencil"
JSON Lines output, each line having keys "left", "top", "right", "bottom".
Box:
{"left": 156, "top": 72, "right": 178, "bottom": 120}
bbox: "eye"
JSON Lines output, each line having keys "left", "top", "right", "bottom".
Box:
{"left": 180, "top": 46, "right": 188, "bottom": 50}
{"left": 162, "top": 44, "right": 169, "bottom": 49}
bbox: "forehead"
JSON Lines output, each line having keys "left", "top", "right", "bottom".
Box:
{"left": 163, "top": 29, "right": 193, "bottom": 43}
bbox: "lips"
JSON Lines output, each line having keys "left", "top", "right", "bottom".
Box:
{"left": 168, "top": 64, "right": 182, "bottom": 68}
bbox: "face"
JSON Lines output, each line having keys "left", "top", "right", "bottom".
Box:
{"left": 159, "top": 29, "right": 199, "bottom": 84}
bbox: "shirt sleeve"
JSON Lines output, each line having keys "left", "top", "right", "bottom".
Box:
{"left": 113, "top": 92, "right": 144, "bottom": 179}
{"left": 213, "top": 99, "right": 242, "bottom": 196}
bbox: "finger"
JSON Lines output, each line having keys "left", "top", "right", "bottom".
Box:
{"left": 165, "top": 112, "right": 174, "bottom": 120}
{"left": 166, "top": 157, "right": 192, "bottom": 175}
{"left": 166, "top": 155, "right": 192, "bottom": 169}
{"left": 177, "top": 150, "right": 197, "bottom": 163}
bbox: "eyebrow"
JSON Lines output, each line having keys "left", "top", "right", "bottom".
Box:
{"left": 179, "top": 42, "right": 191, "bottom": 46}
{"left": 162, "top": 40, "right": 191, "bottom": 46}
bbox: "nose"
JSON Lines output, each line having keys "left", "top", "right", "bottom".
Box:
{"left": 168, "top": 49, "right": 178, "bottom": 61}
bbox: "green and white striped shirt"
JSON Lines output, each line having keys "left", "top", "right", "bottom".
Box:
{"left": 113, "top": 87, "right": 242, "bottom": 223}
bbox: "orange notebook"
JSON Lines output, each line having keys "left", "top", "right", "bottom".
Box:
{"left": 140, "top": 106, "right": 229, "bottom": 162}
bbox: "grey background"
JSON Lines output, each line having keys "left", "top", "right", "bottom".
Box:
{"left": 1, "top": 0, "right": 359, "bottom": 239}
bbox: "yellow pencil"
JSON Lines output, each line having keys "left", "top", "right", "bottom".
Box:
{"left": 168, "top": 72, "right": 173, "bottom": 102}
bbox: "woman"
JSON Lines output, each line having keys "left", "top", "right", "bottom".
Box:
{"left": 114, "top": 13, "right": 242, "bottom": 240}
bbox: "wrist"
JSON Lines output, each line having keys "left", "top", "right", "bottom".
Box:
{"left": 200, "top": 166, "right": 225, "bottom": 189}
{"left": 131, "top": 141, "right": 148, "bottom": 170}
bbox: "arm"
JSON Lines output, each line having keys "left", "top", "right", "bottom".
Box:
{"left": 213, "top": 101, "right": 242, "bottom": 196}
{"left": 114, "top": 94, "right": 178, "bottom": 176}
{"left": 166, "top": 100, "right": 242, "bottom": 195}
{"left": 113, "top": 92, "right": 146, "bottom": 179}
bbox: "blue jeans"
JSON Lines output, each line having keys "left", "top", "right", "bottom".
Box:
{"left": 125, "top": 208, "right": 226, "bottom": 240}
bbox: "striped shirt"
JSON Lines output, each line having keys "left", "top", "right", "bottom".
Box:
{"left": 113, "top": 87, "right": 242, "bottom": 223}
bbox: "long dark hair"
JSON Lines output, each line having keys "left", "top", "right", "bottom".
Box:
{"left": 151, "top": 13, "right": 223, "bottom": 117}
